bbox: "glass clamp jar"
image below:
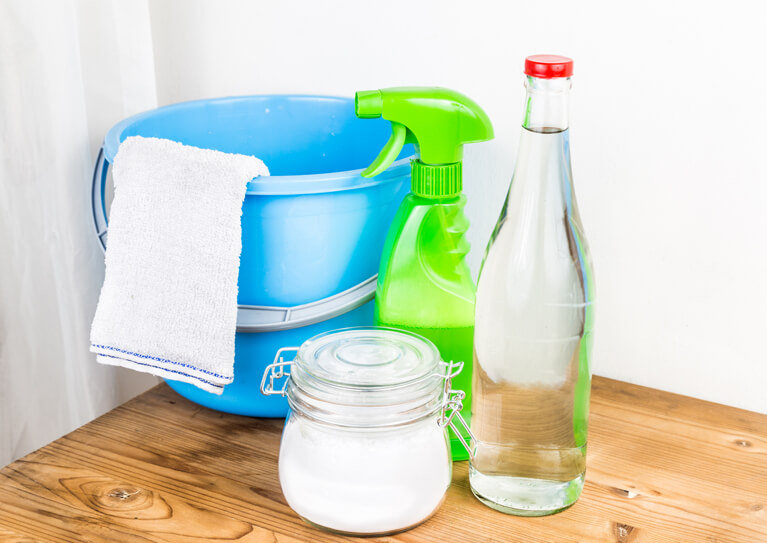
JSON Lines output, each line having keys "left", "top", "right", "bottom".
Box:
{"left": 260, "top": 327, "right": 474, "bottom": 536}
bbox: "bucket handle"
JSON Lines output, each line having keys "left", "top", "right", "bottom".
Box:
{"left": 91, "top": 146, "right": 110, "bottom": 251}
{"left": 90, "top": 145, "right": 377, "bottom": 333}
{"left": 236, "top": 277, "right": 376, "bottom": 333}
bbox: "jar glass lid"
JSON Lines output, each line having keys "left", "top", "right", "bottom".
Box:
{"left": 287, "top": 327, "right": 447, "bottom": 427}
{"left": 298, "top": 327, "right": 439, "bottom": 387}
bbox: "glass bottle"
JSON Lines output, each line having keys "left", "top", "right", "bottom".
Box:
{"left": 469, "top": 55, "right": 596, "bottom": 516}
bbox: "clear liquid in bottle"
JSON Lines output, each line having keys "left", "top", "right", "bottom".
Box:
{"left": 469, "top": 56, "right": 595, "bottom": 516}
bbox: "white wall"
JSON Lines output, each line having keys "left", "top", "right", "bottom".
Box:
{"left": 147, "top": 0, "right": 767, "bottom": 413}
{"left": 0, "top": 0, "right": 161, "bottom": 466}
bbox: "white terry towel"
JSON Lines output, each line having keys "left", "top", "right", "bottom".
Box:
{"left": 90, "top": 136, "right": 269, "bottom": 394}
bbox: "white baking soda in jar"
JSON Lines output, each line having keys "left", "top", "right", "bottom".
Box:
{"left": 261, "top": 327, "right": 470, "bottom": 536}
{"left": 279, "top": 411, "right": 450, "bottom": 534}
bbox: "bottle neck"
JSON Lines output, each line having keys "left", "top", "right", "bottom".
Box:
{"left": 507, "top": 76, "right": 577, "bottom": 223}
{"left": 522, "top": 76, "right": 571, "bottom": 133}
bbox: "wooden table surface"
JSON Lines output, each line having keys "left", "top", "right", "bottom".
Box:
{"left": 0, "top": 377, "right": 764, "bottom": 542}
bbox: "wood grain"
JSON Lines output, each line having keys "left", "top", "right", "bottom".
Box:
{"left": 0, "top": 376, "right": 764, "bottom": 542}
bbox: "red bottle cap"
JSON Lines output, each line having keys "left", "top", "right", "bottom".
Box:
{"left": 525, "top": 55, "right": 574, "bottom": 79}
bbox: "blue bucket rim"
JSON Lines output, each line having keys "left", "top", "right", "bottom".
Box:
{"left": 103, "top": 94, "right": 413, "bottom": 196}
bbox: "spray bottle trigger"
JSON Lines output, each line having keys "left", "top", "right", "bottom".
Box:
{"left": 361, "top": 122, "right": 407, "bottom": 178}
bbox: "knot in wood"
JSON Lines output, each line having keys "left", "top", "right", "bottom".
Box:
{"left": 614, "top": 522, "right": 636, "bottom": 542}
{"left": 108, "top": 488, "right": 140, "bottom": 500}
{"left": 87, "top": 481, "right": 151, "bottom": 512}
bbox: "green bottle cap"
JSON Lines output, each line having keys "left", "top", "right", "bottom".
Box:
{"left": 411, "top": 161, "right": 462, "bottom": 198}
{"left": 354, "top": 87, "right": 494, "bottom": 198}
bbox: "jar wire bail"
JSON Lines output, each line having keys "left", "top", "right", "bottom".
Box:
{"left": 261, "top": 347, "right": 299, "bottom": 396}
{"left": 438, "top": 360, "right": 477, "bottom": 459}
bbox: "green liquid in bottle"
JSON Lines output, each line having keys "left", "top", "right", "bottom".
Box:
{"left": 378, "top": 323, "right": 474, "bottom": 461}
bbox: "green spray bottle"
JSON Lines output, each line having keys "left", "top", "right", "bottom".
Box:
{"left": 355, "top": 87, "right": 494, "bottom": 460}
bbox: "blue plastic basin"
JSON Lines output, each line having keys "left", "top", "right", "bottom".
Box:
{"left": 92, "top": 95, "right": 412, "bottom": 416}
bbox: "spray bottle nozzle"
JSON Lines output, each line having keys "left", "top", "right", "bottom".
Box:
{"left": 354, "top": 87, "right": 494, "bottom": 196}
{"left": 355, "top": 90, "right": 383, "bottom": 118}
